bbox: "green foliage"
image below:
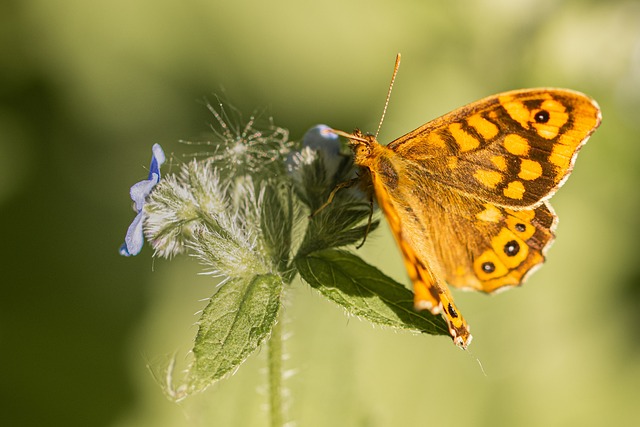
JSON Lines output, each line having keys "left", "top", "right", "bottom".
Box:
{"left": 260, "top": 182, "right": 294, "bottom": 274}
{"left": 295, "top": 249, "right": 448, "bottom": 335}
{"left": 189, "top": 274, "right": 284, "bottom": 394}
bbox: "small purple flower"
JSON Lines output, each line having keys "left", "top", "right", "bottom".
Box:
{"left": 119, "top": 144, "right": 166, "bottom": 256}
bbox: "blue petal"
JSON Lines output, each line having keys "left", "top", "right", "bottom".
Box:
{"left": 118, "top": 243, "right": 130, "bottom": 256}
{"left": 302, "top": 124, "right": 340, "bottom": 155}
{"left": 148, "top": 143, "right": 166, "bottom": 180}
{"left": 120, "top": 144, "right": 165, "bottom": 257}
{"left": 120, "top": 211, "right": 145, "bottom": 256}
{"left": 130, "top": 173, "right": 160, "bottom": 212}
{"left": 301, "top": 124, "right": 343, "bottom": 178}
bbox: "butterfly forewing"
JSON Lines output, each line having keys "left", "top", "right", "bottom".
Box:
{"left": 387, "top": 89, "right": 601, "bottom": 208}
{"left": 368, "top": 166, "right": 472, "bottom": 347}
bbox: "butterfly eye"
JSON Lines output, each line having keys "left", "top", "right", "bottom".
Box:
{"left": 534, "top": 110, "right": 550, "bottom": 123}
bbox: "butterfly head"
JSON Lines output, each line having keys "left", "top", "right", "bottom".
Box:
{"left": 328, "top": 128, "right": 379, "bottom": 166}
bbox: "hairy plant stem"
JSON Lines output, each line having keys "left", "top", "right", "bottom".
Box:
{"left": 268, "top": 308, "right": 284, "bottom": 427}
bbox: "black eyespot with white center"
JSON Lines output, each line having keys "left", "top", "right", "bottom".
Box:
{"left": 534, "top": 110, "right": 550, "bottom": 123}
{"left": 504, "top": 240, "right": 520, "bottom": 257}
{"left": 482, "top": 262, "right": 496, "bottom": 273}
{"left": 515, "top": 223, "right": 526, "bottom": 232}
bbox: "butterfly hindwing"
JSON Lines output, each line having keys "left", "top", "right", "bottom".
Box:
{"left": 382, "top": 160, "right": 557, "bottom": 294}
{"left": 426, "top": 193, "right": 557, "bottom": 293}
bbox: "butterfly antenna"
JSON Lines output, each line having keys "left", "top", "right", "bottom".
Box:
{"left": 375, "top": 53, "right": 401, "bottom": 139}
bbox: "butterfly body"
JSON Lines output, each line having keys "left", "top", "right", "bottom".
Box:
{"left": 340, "top": 88, "right": 601, "bottom": 348}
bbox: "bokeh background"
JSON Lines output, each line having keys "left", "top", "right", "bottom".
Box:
{"left": 2, "top": 1, "right": 639, "bottom": 426}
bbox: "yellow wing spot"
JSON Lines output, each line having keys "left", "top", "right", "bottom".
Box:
{"left": 473, "top": 169, "right": 503, "bottom": 189}
{"left": 410, "top": 273, "right": 438, "bottom": 313}
{"left": 532, "top": 99, "right": 569, "bottom": 140}
{"left": 467, "top": 114, "right": 499, "bottom": 140}
{"left": 549, "top": 137, "right": 576, "bottom": 170}
{"left": 505, "top": 212, "right": 536, "bottom": 240}
{"left": 476, "top": 204, "right": 503, "bottom": 222}
{"left": 449, "top": 122, "right": 480, "bottom": 152}
{"left": 491, "top": 155, "right": 507, "bottom": 171}
{"left": 503, "top": 134, "right": 530, "bottom": 156}
{"left": 427, "top": 131, "right": 447, "bottom": 148}
{"left": 535, "top": 124, "right": 559, "bottom": 139}
{"left": 491, "top": 228, "right": 528, "bottom": 269}
{"left": 447, "top": 156, "right": 458, "bottom": 169}
{"left": 499, "top": 96, "right": 531, "bottom": 129}
{"left": 503, "top": 180, "right": 525, "bottom": 200}
{"left": 518, "top": 159, "right": 543, "bottom": 180}
{"left": 506, "top": 207, "right": 534, "bottom": 221}
{"left": 474, "top": 250, "right": 508, "bottom": 280}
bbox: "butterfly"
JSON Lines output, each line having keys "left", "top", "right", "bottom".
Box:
{"left": 331, "top": 55, "right": 602, "bottom": 348}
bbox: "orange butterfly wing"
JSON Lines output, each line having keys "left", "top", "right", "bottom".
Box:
{"left": 367, "top": 163, "right": 472, "bottom": 347}
{"left": 388, "top": 88, "right": 601, "bottom": 208}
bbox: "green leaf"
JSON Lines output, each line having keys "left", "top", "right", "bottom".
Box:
{"left": 260, "top": 182, "right": 293, "bottom": 273}
{"left": 295, "top": 249, "right": 448, "bottom": 336}
{"left": 296, "top": 206, "right": 379, "bottom": 257}
{"left": 188, "top": 274, "right": 283, "bottom": 394}
{"left": 289, "top": 139, "right": 379, "bottom": 257}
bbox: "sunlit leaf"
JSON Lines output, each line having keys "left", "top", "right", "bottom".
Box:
{"left": 188, "top": 274, "right": 283, "bottom": 394}
{"left": 295, "top": 249, "right": 448, "bottom": 336}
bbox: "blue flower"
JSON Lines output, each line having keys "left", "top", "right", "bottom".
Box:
{"left": 119, "top": 144, "right": 166, "bottom": 256}
{"left": 301, "top": 124, "right": 340, "bottom": 154}
{"left": 302, "top": 124, "right": 343, "bottom": 178}
{"left": 286, "top": 124, "right": 341, "bottom": 175}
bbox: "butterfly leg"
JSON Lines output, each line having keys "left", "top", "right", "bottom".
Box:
{"left": 355, "top": 196, "right": 375, "bottom": 249}
{"left": 309, "top": 177, "right": 360, "bottom": 218}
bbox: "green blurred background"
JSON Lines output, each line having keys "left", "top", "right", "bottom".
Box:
{"left": 2, "top": 1, "right": 639, "bottom": 426}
